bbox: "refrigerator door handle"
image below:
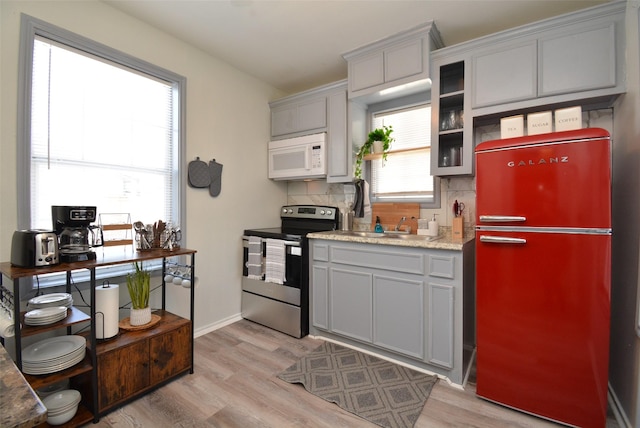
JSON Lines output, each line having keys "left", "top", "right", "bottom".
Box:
{"left": 479, "top": 215, "right": 527, "bottom": 223}
{"left": 480, "top": 235, "right": 527, "bottom": 244}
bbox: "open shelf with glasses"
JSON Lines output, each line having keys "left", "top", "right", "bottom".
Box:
{"left": 431, "top": 59, "right": 473, "bottom": 176}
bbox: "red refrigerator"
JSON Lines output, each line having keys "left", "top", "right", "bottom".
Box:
{"left": 475, "top": 128, "right": 611, "bottom": 428}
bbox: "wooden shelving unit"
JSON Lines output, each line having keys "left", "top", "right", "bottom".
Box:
{"left": 0, "top": 247, "right": 196, "bottom": 427}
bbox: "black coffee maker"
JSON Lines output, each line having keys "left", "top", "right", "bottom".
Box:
{"left": 52, "top": 206, "right": 103, "bottom": 262}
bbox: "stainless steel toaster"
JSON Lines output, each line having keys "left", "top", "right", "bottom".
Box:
{"left": 11, "top": 230, "right": 59, "bottom": 268}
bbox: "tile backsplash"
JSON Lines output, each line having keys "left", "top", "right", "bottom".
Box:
{"left": 287, "top": 176, "right": 476, "bottom": 233}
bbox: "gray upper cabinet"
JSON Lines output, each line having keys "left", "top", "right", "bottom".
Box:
{"left": 270, "top": 95, "right": 327, "bottom": 138}
{"left": 471, "top": 41, "right": 537, "bottom": 109}
{"left": 538, "top": 22, "right": 617, "bottom": 97}
{"left": 343, "top": 22, "right": 443, "bottom": 101}
{"left": 469, "top": 2, "right": 625, "bottom": 112}
{"left": 269, "top": 80, "right": 353, "bottom": 183}
{"left": 430, "top": 1, "right": 625, "bottom": 177}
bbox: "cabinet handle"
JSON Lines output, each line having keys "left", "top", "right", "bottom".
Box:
{"left": 479, "top": 215, "right": 526, "bottom": 222}
{"left": 480, "top": 235, "right": 527, "bottom": 244}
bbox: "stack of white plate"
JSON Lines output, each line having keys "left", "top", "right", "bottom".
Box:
{"left": 22, "top": 335, "right": 86, "bottom": 375}
{"left": 28, "top": 293, "right": 73, "bottom": 309}
{"left": 42, "top": 389, "right": 81, "bottom": 425}
{"left": 24, "top": 307, "right": 68, "bottom": 326}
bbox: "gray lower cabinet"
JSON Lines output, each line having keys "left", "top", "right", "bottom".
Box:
{"left": 310, "top": 239, "right": 475, "bottom": 384}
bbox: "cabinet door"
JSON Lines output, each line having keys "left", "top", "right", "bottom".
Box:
{"left": 98, "top": 340, "right": 149, "bottom": 411}
{"left": 150, "top": 324, "right": 192, "bottom": 386}
{"left": 385, "top": 38, "right": 424, "bottom": 83}
{"left": 539, "top": 23, "right": 616, "bottom": 97}
{"left": 326, "top": 89, "right": 349, "bottom": 183}
{"left": 297, "top": 97, "right": 327, "bottom": 132}
{"left": 349, "top": 52, "right": 385, "bottom": 93}
{"left": 427, "top": 282, "right": 454, "bottom": 369}
{"left": 271, "top": 104, "right": 297, "bottom": 137}
{"left": 373, "top": 275, "right": 424, "bottom": 359}
{"left": 471, "top": 41, "right": 537, "bottom": 108}
{"left": 311, "top": 265, "right": 329, "bottom": 330}
{"left": 330, "top": 267, "right": 372, "bottom": 343}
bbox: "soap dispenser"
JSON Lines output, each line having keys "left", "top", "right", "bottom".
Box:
{"left": 374, "top": 216, "right": 384, "bottom": 233}
{"left": 427, "top": 214, "right": 439, "bottom": 237}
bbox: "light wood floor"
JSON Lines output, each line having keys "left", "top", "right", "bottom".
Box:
{"left": 85, "top": 319, "right": 617, "bottom": 428}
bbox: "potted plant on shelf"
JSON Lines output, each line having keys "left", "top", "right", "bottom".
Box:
{"left": 355, "top": 125, "right": 394, "bottom": 179}
{"left": 126, "top": 262, "right": 151, "bottom": 326}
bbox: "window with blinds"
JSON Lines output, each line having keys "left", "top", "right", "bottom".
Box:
{"left": 29, "top": 36, "right": 178, "bottom": 229}
{"left": 370, "top": 103, "right": 435, "bottom": 202}
{"left": 17, "top": 15, "right": 185, "bottom": 286}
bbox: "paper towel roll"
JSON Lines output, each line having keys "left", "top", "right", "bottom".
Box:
{"left": 95, "top": 283, "right": 119, "bottom": 339}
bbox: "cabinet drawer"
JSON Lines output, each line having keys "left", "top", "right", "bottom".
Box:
{"left": 428, "top": 253, "right": 456, "bottom": 279}
{"left": 312, "top": 243, "right": 329, "bottom": 262}
{"left": 330, "top": 245, "right": 425, "bottom": 275}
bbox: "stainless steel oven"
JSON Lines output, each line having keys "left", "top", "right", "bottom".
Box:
{"left": 242, "top": 205, "right": 338, "bottom": 338}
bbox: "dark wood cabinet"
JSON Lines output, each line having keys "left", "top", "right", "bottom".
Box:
{"left": 95, "top": 311, "right": 191, "bottom": 413}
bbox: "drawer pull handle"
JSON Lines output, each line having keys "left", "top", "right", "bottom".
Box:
{"left": 480, "top": 235, "right": 527, "bottom": 244}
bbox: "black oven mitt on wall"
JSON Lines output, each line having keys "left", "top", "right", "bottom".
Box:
{"left": 208, "top": 160, "right": 223, "bottom": 197}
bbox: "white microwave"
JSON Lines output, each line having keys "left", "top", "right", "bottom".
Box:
{"left": 268, "top": 132, "right": 326, "bottom": 180}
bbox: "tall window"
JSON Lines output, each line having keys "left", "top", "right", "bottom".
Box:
{"left": 18, "top": 15, "right": 185, "bottom": 233}
{"left": 17, "top": 15, "right": 185, "bottom": 284}
{"left": 369, "top": 102, "right": 437, "bottom": 205}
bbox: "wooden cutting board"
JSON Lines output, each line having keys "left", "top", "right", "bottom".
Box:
{"left": 371, "top": 203, "right": 420, "bottom": 234}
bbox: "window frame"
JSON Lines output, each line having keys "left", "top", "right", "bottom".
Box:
{"left": 16, "top": 14, "right": 187, "bottom": 286}
{"left": 17, "top": 14, "right": 186, "bottom": 231}
{"left": 365, "top": 91, "right": 440, "bottom": 208}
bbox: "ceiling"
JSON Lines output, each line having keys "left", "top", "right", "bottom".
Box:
{"left": 102, "top": 0, "right": 610, "bottom": 95}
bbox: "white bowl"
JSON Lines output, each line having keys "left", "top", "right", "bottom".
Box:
{"left": 43, "top": 389, "right": 80, "bottom": 410}
{"left": 43, "top": 389, "right": 81, "bottom": 425}
{"left": 47, "top": 405, "right": 79, "bottom": 426}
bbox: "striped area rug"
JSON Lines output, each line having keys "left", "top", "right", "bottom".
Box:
{"left": 277, "top": 341, "right": 438, "bottom": 428}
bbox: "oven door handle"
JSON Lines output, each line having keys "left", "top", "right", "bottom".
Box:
{"left": 242, "top": 236, "right": 301, "bottom": 247}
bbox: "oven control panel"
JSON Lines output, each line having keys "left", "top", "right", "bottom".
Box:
{"left": 281, "top": 205, "right": 337, "bottom": 220}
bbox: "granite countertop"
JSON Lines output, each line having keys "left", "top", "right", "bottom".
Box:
{"left": 308, "top": 228, "right": 475, "bottom": 250}
{"left": 0, "top": 345, "right": 47, "bottom": 428}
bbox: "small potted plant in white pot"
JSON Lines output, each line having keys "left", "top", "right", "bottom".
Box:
{"left": 355, "top": 125, "right": 394, "bottom": 179}
{"left": 126, "top": 262, "right": 151, "bottom": 326}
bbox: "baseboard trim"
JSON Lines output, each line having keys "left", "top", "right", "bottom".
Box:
{"left": 194, "top": 313, "right": 242, "bottom": 338}
{"left": 608, "top": 382, "right": 632, "bottom": 428}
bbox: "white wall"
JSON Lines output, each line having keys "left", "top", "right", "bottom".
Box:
{"left": 0, "top": 0, "right": 288, "bottom": 334}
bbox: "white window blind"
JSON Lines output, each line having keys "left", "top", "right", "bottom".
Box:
{"left": 30, "top": 35, "right": 177, "bottom": 230}
{"left": 370, "top": 104, "right": 434, "bottom": 201}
